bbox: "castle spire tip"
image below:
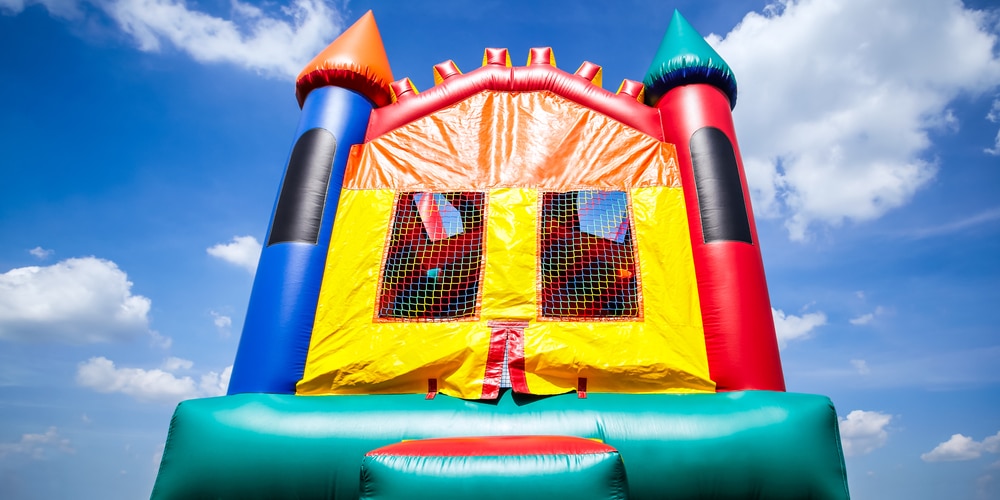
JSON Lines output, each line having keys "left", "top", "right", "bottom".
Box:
{"left": 643, "top": 10, "right": 737, "bottom": 108}
{"left": 295, "top": 11, "right": 395, "bottom": 108}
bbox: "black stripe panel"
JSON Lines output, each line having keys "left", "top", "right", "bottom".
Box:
{"left": 268, "top": 128, "right": 337, "bottom": 246}
{"left": 689, "top": 127, "right": 752, "bottom": 244}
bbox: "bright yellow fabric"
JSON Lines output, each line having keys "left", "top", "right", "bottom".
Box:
{"left": 481, "top": 189, "right": 536, "bottom": 321}
{"left": 299, "top": 187, "right": 713, "bottom": 398}
{"left": 297, "top": 189, "right": 493, "bottom": 399}
{"left": 523, "top": 187, "right": 713, "bottom": 394}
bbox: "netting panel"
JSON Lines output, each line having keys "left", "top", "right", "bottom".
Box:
{"left": 378, "top": 192, "right": 485, "bottom": 320}
{"left": 539, "top": 191, "right": 640, "bottom": 319}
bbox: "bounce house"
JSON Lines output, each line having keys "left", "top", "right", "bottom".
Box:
{"left": 152, "top": 10, "right": 850, "bottom": 499}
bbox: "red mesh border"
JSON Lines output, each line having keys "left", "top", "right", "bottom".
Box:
{"left": 537, "top": 191, "right": 642, "bottom": 321}
{"left": 375, "top": 192, "right": 486, "bottom": 321}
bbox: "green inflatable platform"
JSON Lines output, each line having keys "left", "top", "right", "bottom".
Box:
{"left": 152, "top": 390, "right": 849, "bottom": 499}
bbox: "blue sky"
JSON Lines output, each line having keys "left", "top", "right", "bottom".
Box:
{"left": 1, "top": 0, "right": 998, "bottom": 498}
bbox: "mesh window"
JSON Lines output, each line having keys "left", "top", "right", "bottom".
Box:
{"left": 539, "top": 191, "right": 640, "bottom": 319}
{"left": 378, "top": 192, "right": 485, "bottom": 320}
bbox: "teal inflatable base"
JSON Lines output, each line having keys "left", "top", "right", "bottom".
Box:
{"left": 151, "top": 391, "right": 849, "bottom": 499}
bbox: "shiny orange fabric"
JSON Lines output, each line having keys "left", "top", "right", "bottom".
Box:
{"left": 295, "top": 11, "right": 395, "bottom": 107}
{"left": 345, "top": 91, "right": 680, "bottom": 191}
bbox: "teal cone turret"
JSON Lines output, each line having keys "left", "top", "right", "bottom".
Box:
{"left": 643, "top": 10, "right": 738, "bottom": 108}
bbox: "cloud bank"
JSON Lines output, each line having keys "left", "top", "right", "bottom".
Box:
{"left": 986, "top": 98, "right": 1000, "bottom": 155}
{"left": 210, "top": 311, "right": 233, "bottom": 336}
{"left": 0, "top": 0, "right": 343, "bottom": 78}
{"left": 0, "top": 257, "right": 151, "bottom": 344}
{"left": 714, "top": 0, "right": 1000, "bottom": 240}
{"left": 7, "top": 0, "right": 998, "bottom": 240}
{"left": 76, "top": 356, "right": 231, "bottom": 404}
{"left": 0, "top": 427, "right": 74, "bottom": 459}
{"left": 772, "top": 307, "right": 827, "bottom": 348}
{"left": 922, "top": 431, "right": 1000, "bottom": 462}
{"left": 207, "top": 235, "right": 262, "bottom": 274}
{"left": 28, "top": 246, "right": 54, "bottom": 260}
{"left": 839, "top": 410, "right": 893, "bottom": 457}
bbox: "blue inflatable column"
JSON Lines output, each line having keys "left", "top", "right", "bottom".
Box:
{"left": 228, "top": 86, "right": 373, "bottom": 394}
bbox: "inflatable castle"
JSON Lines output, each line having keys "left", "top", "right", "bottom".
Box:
{"left": 152, "top": 10, "right": 850, "bottom": 499}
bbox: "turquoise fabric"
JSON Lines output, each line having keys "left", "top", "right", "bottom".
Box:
{"left": 360, "top": 436, "right": 629, "bottom": 500}
{"left": 151, "top": 391, "right": 849, "bottom": 499}
{"left": 643, "top": 10, "right": 738, "bottom": 107}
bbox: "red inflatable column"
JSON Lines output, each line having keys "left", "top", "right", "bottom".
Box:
{"left": 645, "top": 11, "right": 784, "bottom": 392}
{"left": 658, "top": 84, "right": 784, "bottom": 392}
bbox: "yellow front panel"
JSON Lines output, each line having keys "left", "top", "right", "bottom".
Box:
{"left": 523, "top": 187, "right": 713, "bottom": 394}
{"left": 481, "top": 188, "right": 537, "bottom": 320}
{"left": 300, "top": 187, "right": 712, "bottom": 398}
{"left": 298, "top": 189, "right": 492, "bottom": 399}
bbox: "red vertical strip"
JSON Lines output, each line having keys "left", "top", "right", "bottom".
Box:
{"left": 577, "top": 377, "right": 588, "bottom": 399}
{"left": 481, "top": 323, "right": 510, "bottom": 399}
{"left": 426, "top": 379, "right": 437, "bottom": 400}
{"left": 657, "top": 84, "right": 785, "bottom": 392}
{"left": 498, "top": 322, "right": 530, "bottom": 393}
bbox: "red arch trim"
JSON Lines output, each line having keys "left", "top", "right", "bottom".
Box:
{"left": 366, "top": 64, "right": 663, "bottom": 142}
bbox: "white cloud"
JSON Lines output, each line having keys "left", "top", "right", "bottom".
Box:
{"left": 713, "top": 0, "right": 1000, "bottom": 240}
{"left": 906, "top": 207, "right": 1000, "bottom": 239}
{"left": 0, "top": 257, "right": 152, "bottom": 344}
{"left": 850, "top": 359, "right": 870, "bottom": 375}
{"left": 152, "top": 443, "right": 165, "bottom": 472}
{"left": 198, "top": 365, "right": 232, "bottom": 397}
{"left": 988, "top": 132, "right": 1000, "bottom": 156}
{"left": 148, "top": 329, "right": 172, "bottom": 349}
{"left": 1, "top": 0, "right": 343, "bottom": 78}
{"left": 28, "top": 247, "right": 54, "bottom": 260}
{"left": 110, "top": 0, "right": 343, "bottom": 77}
{"left": 849, "top": 313, "right": 874, "bottom": 325}
{"left": 210, "top": 311, "right": 232, "bottom": 337}
{"left": 211, "top": 312, "right": 232, "bottom": 330}
{"left": 850, "top": 306, "right": 885, "bottom": 325}
{"left": 0, "top": 0, "right": 80, "bottom": 18}
{"left": 798, "top": 346, "right": 1000, "bottom": 389}
{"left": 772, "top": 307, "right": 827, "bottom": 347}
{"left": 979, "top": 473, "right": 998, "bottom": 500}
{"left": 161, "top": 356, "right": 193, "bottom": 372}
{"left": 207, "top": 235, "right": 261, "bottom": 274}
{"left": 987, "top": 98, "right": 1000, "bottom": 155}
{"left": 923, "top": 434, "right": 983, "bottom": 462}
{"left": 0, "top": 427, "right": 74, "bottom": 459}
{"left": 922, "top": 431, "right": 1000, "bottom": 462}
{"left": 77, "top": 356, "right": 196, "bottom": 403}
{"left": 839, "top": 410, "right": 892, "bottom": 457}
{"left": 76, "top": 356, "right": 231, "bottom": 404}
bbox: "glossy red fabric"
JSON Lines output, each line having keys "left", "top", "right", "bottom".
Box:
{"left": 295, "top": 11, "right": 394, "bottom": 108}
{"left": 481, "top": 323, "right": 509, "bottom": 399}
{"left": 657, "top": 84, "right": 785, "bottom": 392}
{"left": 366, "top": 435, "right": 616, "bottom": 457}
{"left": 366, "top": 65, "right": 663, "bottom": 141}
